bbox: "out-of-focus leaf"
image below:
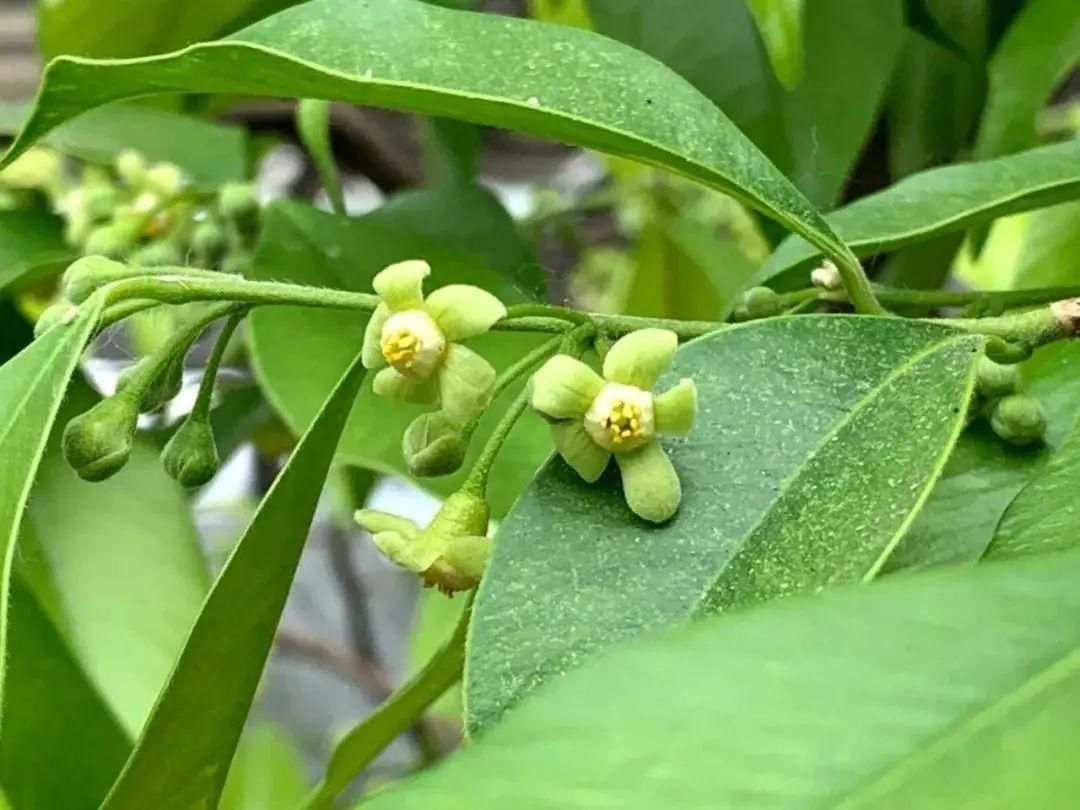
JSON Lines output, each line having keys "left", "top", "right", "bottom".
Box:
{"left": 373, "top": 549, "right": 1080, "bottom": 808}
{"left": 528, "top": 0, "right": 592, "bottom": 28}
{"left": 247, "top": 200, "right": 550, "bottom": 517}
{"left": 746, "top": 0, "right": 805, "bottom": 89}
{"left": 467, "top": 316, "right": 981, "bottom": 732}
{"left": 0, "top": 103, "right": 246, "bottom": 184}
{"left": 409, "top": 588, "right": 466, "bottom": 717}
{"left": 100, "top": 353, "right": 366, "bottom": 810}
{"left": 589, "top": 0, "right": 903, "bottom": 207}
{"left": 902, "top": 0, "right": 967, "bottom": 57}
{"left": 760, "top": 138, "right": 1080, "bottom": 288}
{"left": 219, "top": 726, "right": 309, "bottom": 810}
{"left": 886, "top": 340, "right": 1080, "bottom": 571}
{"left": 975, "top": 0, "right": 1080, "bottom": 158}
{"left": 0, "top": 210, "right": 74, "bottom": 292}
{"left": 1010, "top": 200, "right": 1080, "bottom": 288}
{"left": 21, "top": 379, "right": 209, "bottom": 737}
{"left": 4, "top": 0, "right": 856, "bottom": 268}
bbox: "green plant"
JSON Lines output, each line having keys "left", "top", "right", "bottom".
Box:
{"left": 1, "top": 0, "right": 1080, "bottom": 807}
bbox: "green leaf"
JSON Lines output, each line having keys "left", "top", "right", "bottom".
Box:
{"left": 886, "top": 340, "right": 1080, "bottom": 571}
{"left": 901, "top": 0, "right": 967, "bottom": 58}
{"left": 588, "top": 0, "right": 903, "bottom": 207}
{"left": 467, "top": 316, "right": 981, "bottom": 732}
{"left": 0, "top": 209, "right": 74, "bottom": 292}
{"left": 0, "top": 574, "right": 130, "bottom": 809}
{"left": 20, "top": 379, "right": 210, "bottom": 737}
{"left": 5, "top": 0, "right": 854, "bottom": 267}
{"left": 100, "top": 353, "right": 367, "bottom": 810}
{"left": 0, "top": 102, "right": 247, "bottom": 184}
{"left": 1010, "top": 200, "right": 1080, "bottom": 289}
{"left": 974, "top": 0, "right": 1080, "bottom": 158}
{"left": 759, "top": 138, "right": 1080, "bottom": 288}
{"left": 296, "top": 99, "right": 346, "bottom": 215}
{"left": 746, "top": 0, "right": 805, "bottom": 89}
{"left": 219, "top": 726, "right": 309, "bottom": 810}
{"left": 247, "top": 199, "right": 551, "bottom": 517}
{"left": 371, "top": 549, "right": 1080, "bottom": 808}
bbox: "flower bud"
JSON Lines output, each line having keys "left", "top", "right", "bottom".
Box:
{"left": 144, "top": 163, "right": 185, "bottom": 197}
{"left": 403, "top": 412, "right": 471, "bottom": 477}
{"left": 61, "top": 256, "right": 131, "bottom": 303}
{"left": 975, "top": 355, "right": 1020, "bottom": 398}
{"left": 117, "top": 355, "right": 184, "bottom": 413}
{"left": 82, "top": 224, "right": 136, "bottom": 260}
{"left": 218, "top": 183, "right": 260, "bottom": 232}
{"left": 115, "top": 150, "right": 148, "bottom": 188}
{"left": 62, "top": 395, "right": 139, "bottom": 482}
{"left": 161, "top": 416, "right": 220, "bottom": 488}
{"left": 131, "top": 241, "right": 184, "bottom": 268}
{"left": 0, "top": 147, "right": 63, "bottom": 191}
{"left": 429, "top": 489, "right": 490, "bottom": 539}
{"left": 990, "top": 394, "right": 1047, "bottom": 447}
{"left": 191, "top": 220, "right": 228, "bottom": 264}
{"left": 82, "top": 183, "right": 126, "bottom": 221}
{"left": 34, "top": 303, "right": 79, "bottom": 338}
{"left": 220, "top": 251, "right": 252, "bottom": 276}
{"left": 742, "top": 286, "right": 781, "bottom": 319}
{"left": 810, "top": 260, "right": 842, "bottom": 291}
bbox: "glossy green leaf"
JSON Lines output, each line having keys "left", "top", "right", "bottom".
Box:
{"left": 0, "top": 574, "right": 130, "bottom": 810}
{"left": 100, "top": 353, "right": 366, "bottom": 810}
{"left": 974, "top": 0, "right": 1080, "bottom": 158}
{"left": 759, "top": 138, "right": 1080, "bottom": 288}
{"left": 467, "top": 316, "right": 981, "bottom": 732}
{"left": 376, "top": 549, "right": 1080, "bottom": 808}
{"left": 247, "top": 199, "right": 550, "bottom": 517}
{"left": 21, "top": 379, "right": 210, "bottom": 737}
{"left": 746, "top": 0, "right": 805, "bottom": 89}
{"left": 0, "top": 102, "right": 246, "bottom": 185}
{"left": 219, "top": 726, "right": 309, "bottom": 810}
{"left": 5, "top": 0, "right": 854, "bottom": 268}
{"left": 0, "top": 209, "right": 74, "bottom": 292}
{"left": 588, "top": 0, "right": 902, "bottom": 207}
{"left": 886, "top": 340, "right": 1080, "bottom": 571}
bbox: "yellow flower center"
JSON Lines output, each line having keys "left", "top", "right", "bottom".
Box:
{"left": 380, "top": 309, "right": 446, "bottom": 380}
{"left": 584, "top": 382, "right": 655, "bottom": 452}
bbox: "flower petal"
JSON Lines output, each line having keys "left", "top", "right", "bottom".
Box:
{"left": 439, "top": 534, "right": 492, "bottom": 583}
{"left": 373, "top": 367, "right": 438, "bottom": 405}
{"left": 603, "top": 328, "right": 678, "bottom": 389}
{"left": 372, "top": 259, "right": 430, "bottom": 311}
{"left": 424, "top": 284, "right": 507, "bottom": 342}
{"left": 354, "top": 508, "right": 420, "bottom": 538}
{"left": 654, "top": 378, "right": 698, "bottom": 435}
{"left": 551, "top": 421, "right": 611, "bottom": 482}
{"left": 371, "top": 530, "right": 440, "bottom": 574}
{"left": 361, "top": 302, "right": 390, "bottom": 369}
{"left": 530, "top": 355, "right": 604, "bottom": 420}
{"left": 615, "top": 440, "right": 681, "bottom": 523}
{"left": 438, "top": 344, "right": 496, "bottom": 423}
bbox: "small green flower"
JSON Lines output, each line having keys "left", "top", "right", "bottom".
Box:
{"left": 362, "top": 260, "right": 506, "bottom": 422}
{"left": 530, "top": 328, "right": 696, "bottom": 523}
{"left": 355, "top": 490, "right": 491, "bottom": 595}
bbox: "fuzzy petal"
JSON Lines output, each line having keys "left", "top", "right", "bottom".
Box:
{"left": 372, "top": 259, "right": 430, "bottom": 311}
{"left": 362, "top": 302, "right": 391, "bottom": 369}
{"left": 603, "top": 328, "right": 678, "bottom": 389}
{"left": 530, "top": 355, "right": 604, "bottom": 420}
{"left": 424, "top": 284, "right": 507, "bottom": 342}
{"left": 373, "top": 367, "right": 438, "bottom": 405}
{"left": 354, "top": 508, "right": 420, "bottom": 539}
{"left": 372, "top": 530, "right": 441, "bottom": 574}
{"left": 551, "top": 421, "right": 610, "bottom": 482}
{"left": 615, "top": 440, "right": 681, "bottom": 523}
{"left": 438, "top": 344, "right": 497, "bottom": 423}
{"left": 654, "top": 378, "right": 698, "bottom": 435}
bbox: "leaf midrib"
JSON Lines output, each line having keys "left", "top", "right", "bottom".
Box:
{"left": 695, "top": 331, "right": 977, "bottom": 612}
{"left": 834, "top": 636, "right": 1080, "bottom": 808}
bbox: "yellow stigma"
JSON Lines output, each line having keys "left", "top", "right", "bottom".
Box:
{"left": 382, "top": 328, "right": 422, "bottom": 370}
{"left": 584, "top": 382, "right": 655, "bottom": 452}
{"left": 379, "top": 309, "right": 447, "bottom": 379}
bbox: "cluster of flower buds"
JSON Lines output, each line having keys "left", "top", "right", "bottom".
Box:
{"left": 972, "top": 354, "right": 1047, "bottom": 446}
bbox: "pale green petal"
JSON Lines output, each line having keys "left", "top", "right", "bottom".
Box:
{"left": 372, "top": 259, "right": 430, "bottom": 311}
{"left": 354, "top": 508, "right": 420, "bottom": 539}
{"left": 440, "top": 534, "right": 492, "bottom": 582}
{"left": 373, "top": 367, "right": 438, "bottom": 405}
{"left": 654, "top": 378, "right": 698, "bottom": 435}
{"left": 372, "top": 530, "right": 440, "bottom": 574}
{"left": 424, "top": 284, "right": 507, "bottom": 342}
{"left": 615, "top": 440, "right": 681, "bottom": 523}
{"left": 603, "top": 328, "right": 678, "bottom": 389}
{"left": 551, "top": 421, "right": 610, "bottom": 483}
{"left": 438, "top": 343, "right": 496, "bottom": 423}
{"left": 530, "top": 355, "right": 604, "bottom": 420}
{"left": 361, "top": 302, "right": 391, "bottom": 369}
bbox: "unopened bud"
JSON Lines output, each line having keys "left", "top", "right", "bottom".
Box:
{"left": 191, "top": 220, "right": 227, "bottom": 264}
{"left": 403, "top": 412, "right": 471, "bottom": 477}
{"left": 743, "top": 286, "right": 781, "bottom": 319}
{"left": 131, "top": 241, "right": 184, "bottom": 268}
{"left": 82, "top": 224, "right": 136, "bottom": 260}
{"left": 117, "top": 355, "right": 184, "bottom": 413}
{"left": 218, "top": 183, "right": 260, "bottom": 232}
{"left": 810, "top": 260, "right": 842, "bottom": 291}
{"left": 975, "top": 355, "right": 1020, "bottom": 398}
{"left": 62, "top": 395, "right": 139, "bottom": 481}
{"left": 161, "top": 415, "right": 219, "bottom": 488}
{"left": 990, "top": 394, "right": 1047, "bottom": 447}
{"left": 144, "top": 163, "right": 184, "bottom": 197}
{"left": 34, "top": 302, "right": 79, "bottom": 338}
{"left": 115, "top": 150, "right": 148, "bottom": 188}
{"left": 61, "top": 256, "right": 131, "bottom": 303}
